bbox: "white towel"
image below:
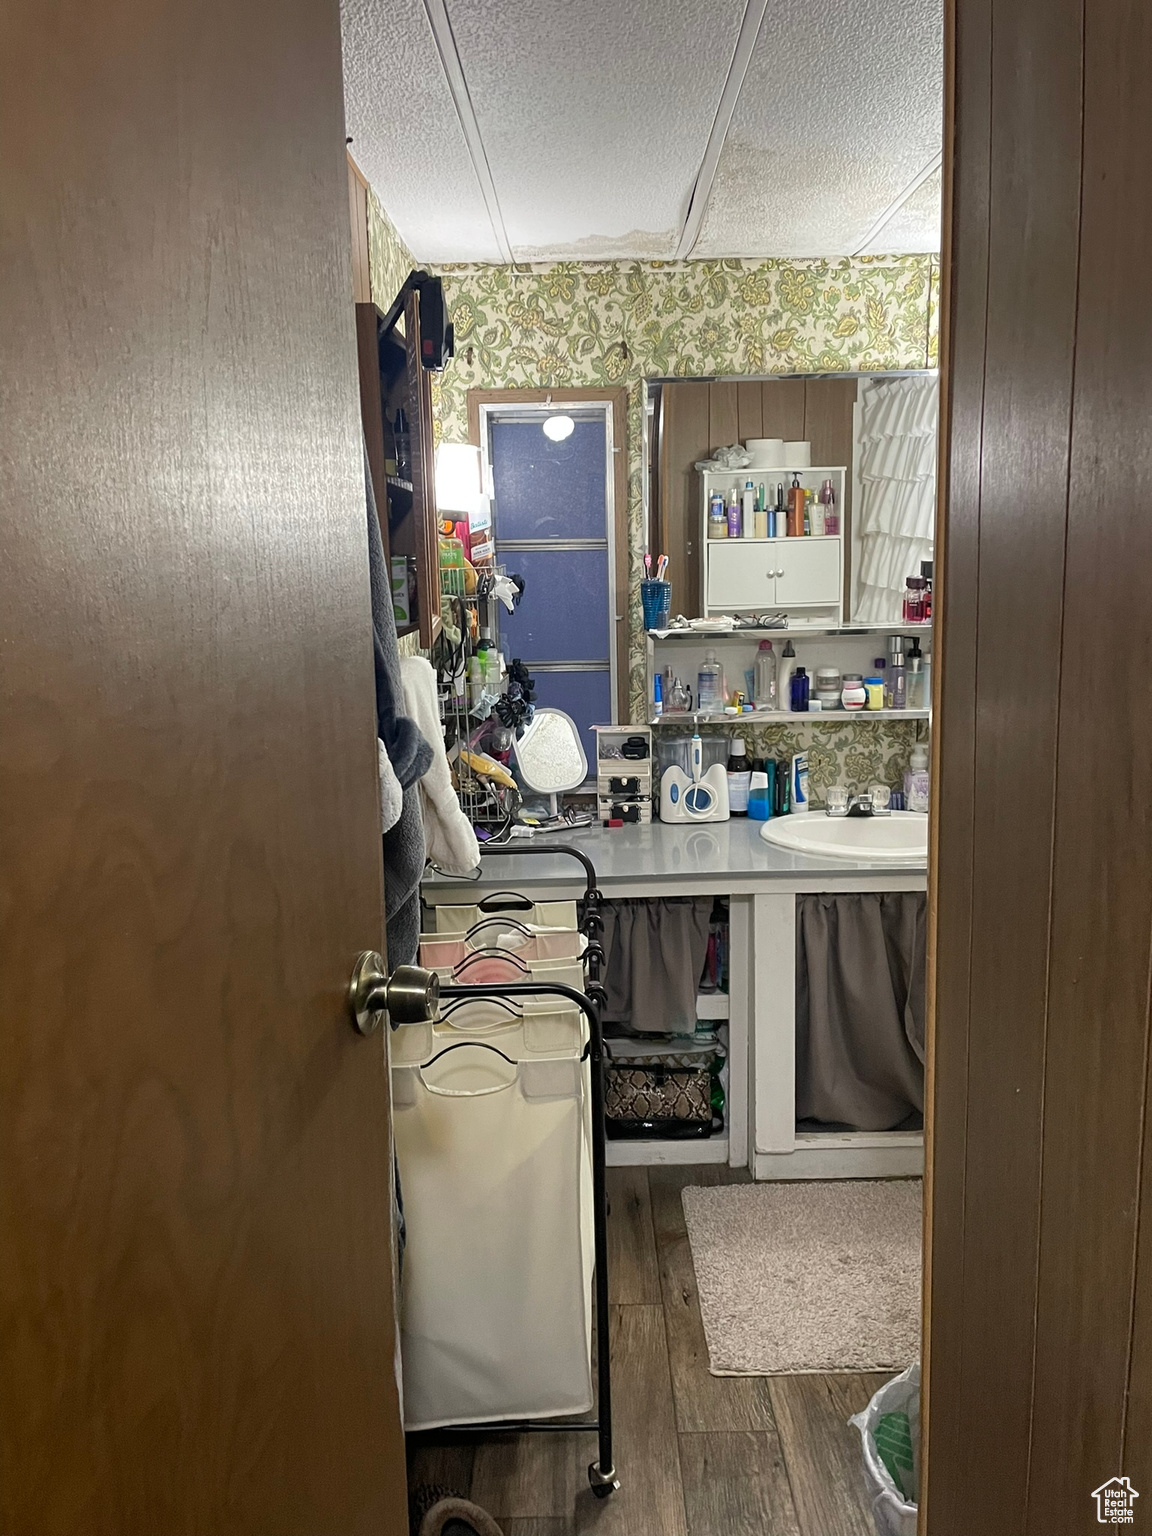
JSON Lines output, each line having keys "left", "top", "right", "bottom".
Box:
{"left": 400, "top": 657, "right": 481, "bottom": 877}
{"left": 378, "top": 739, "right": 403, "bottom": 835}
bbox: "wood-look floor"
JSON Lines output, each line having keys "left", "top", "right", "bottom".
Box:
{"left": 408, "top": 1165, "right": 890, "bottom": 1535}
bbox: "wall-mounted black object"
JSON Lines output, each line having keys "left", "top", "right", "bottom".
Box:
{"left": 379, "top": 270, "right": 455, "bottom": 371}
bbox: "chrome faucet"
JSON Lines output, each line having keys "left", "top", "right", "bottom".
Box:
{"left": 846, "top": 794, "right": 875, "bottom": 818}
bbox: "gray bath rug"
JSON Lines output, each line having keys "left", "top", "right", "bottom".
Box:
{"left": 682, "top": 1179, "right": 922, "bottom": 1375}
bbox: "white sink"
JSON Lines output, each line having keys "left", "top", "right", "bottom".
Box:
{"left": 759, "top": 810, "right": 928, "bottom": 865}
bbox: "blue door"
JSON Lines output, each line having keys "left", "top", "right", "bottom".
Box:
{"left": 488, "top": 415, "right": 615, "bottom": 768}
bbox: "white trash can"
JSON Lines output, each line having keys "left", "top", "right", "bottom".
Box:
{"left": 849, "top": 1362, "right": 920, "bottom": 1536}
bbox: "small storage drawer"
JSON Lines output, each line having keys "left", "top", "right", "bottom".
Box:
{"left": 596, "top": 768, "right": 651, "bottom": 798}
{"left": 597, "top": 798, "right": 652, "bottom": 824}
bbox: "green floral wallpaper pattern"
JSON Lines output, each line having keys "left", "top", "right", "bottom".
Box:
{"left": 364, "top": 191, "right": 936, "bottom": 782}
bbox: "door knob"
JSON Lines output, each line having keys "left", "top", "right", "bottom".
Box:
{"left": 348, "top": 951, "right": 440, "bottom": 1035}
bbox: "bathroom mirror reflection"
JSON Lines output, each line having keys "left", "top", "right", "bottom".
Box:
{"left": 646, "top": 370, "right": 938, "bottom": 626}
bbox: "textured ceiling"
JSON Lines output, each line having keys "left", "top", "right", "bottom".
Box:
{"left": 694, "top": 0, "right": 944, "bottom": 257}
{"left": 341, "top": 0, "right": 943, "bottom": 263}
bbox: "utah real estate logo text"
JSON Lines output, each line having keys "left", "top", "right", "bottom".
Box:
{"left": 1093, "top": 1478, "right": 1139, "bottom": 1525}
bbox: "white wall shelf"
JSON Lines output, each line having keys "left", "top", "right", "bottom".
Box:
{"left": 651, "top": 709, "right": 930, "bottom": 726}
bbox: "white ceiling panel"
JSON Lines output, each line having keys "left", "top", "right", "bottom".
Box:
{"left": 693, "top": 0, "right": 943, "bottom": 258}
{"left": 857, "top": 165, "right": 942, "bottom": 254}
{"left": 446, "top": 0, "right": 748, "bottom": 261}
{"left": 341, "top": 0, "right": 943, "bottom": 263}
{"left": 342, "top": 0, "right": 504, "bottom": 262}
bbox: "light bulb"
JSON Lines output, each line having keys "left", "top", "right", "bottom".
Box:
{"left": 542, "top": 414, "right": 575, "bottom": 442}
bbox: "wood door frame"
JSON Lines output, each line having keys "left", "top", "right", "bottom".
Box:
{"left": 467, "top": 386, "right": 630, "bottom": 724}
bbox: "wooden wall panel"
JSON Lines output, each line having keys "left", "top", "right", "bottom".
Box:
{"left": 658, "top": 381, "right": 710, "bottom": 621}
{"left": 759, "top": 380, "right": 805, "bottom": 443}
{"left": 708, "top": 382, "right": 739, "bottom": 454}
{"left": 736, "top": 381, "right": 763, "bottom": 441}
{"left": 925, "top": 0, "right": 1152, "bottom": 1528}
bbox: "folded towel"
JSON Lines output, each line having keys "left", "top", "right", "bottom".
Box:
{"left": 400, "top": 656, "right": 480, "bottom": 877}
{"left": 378, "top": 739, "right": 403, "bottom": 834}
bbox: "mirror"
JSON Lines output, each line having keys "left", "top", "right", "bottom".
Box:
{"left": 648, "top": 371, "right": 938, "bottom": 627}
{"left": 513, "top": 707, "right": 589, "bottom": 813}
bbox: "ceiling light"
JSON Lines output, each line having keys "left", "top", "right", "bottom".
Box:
{"left": 542, "top": 414, "right": 575, "bottom": 442}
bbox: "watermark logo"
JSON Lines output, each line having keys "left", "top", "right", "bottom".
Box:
{"left": 1093, "top": 1478, "right": 1140, "bottom": 1525}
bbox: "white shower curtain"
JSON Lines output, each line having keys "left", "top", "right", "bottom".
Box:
{"left": 854, "top": 376, "right": 938, "bottom": 623}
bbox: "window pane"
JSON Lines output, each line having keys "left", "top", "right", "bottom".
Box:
{"left": 490, "top": 418, "right": 607, "bottom": 541}
{"left": 499, "top": 548, "right": 610, "bottom": 662}
{"left": 528, "top": 671, "right": 612, "bottom": 772}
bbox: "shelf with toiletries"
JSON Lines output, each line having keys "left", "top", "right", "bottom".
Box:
{"left": 701, "top": 465, "right": 848, "bottom": 624}
{"left": 647, "top": 623, "right": 932, "bottom": 721}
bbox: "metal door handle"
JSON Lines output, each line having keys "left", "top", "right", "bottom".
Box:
{"left": 348, "top": 951, "right": 440, "bottom": 1035}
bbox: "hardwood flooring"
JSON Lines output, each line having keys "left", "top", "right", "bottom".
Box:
{"left": 408, "top": 1165, "right": 895, "bottom": 1535}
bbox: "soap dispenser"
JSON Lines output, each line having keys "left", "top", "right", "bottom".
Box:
{"left": 905, "top": 741, "right": 930, "bottom": 813}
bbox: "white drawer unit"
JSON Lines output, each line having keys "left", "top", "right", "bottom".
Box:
{"left": 700, "top": 465, "right": 846, "bottom": 623}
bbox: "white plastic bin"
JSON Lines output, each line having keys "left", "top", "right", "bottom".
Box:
{"left": 394, "top": 1044, "right": 594, "bottom": 1430}
{"left": 849, "top": 1362, "right": 920, "bottom": 1536}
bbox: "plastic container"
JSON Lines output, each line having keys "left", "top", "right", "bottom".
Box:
{"left": 726, "top": 739, "right": 751, "bottom": 815}
{"left": 814, "top": 667, "right": 842, "bottom": 709}
{"left": 849, "top": 1363, "right": 920, "bottom": 1536}
{"left": 754, "top": 639, "right": 778, "bottom": 710}
{"left": 708, "top": 493, "right": 727, "bottom": 538}
{"left": 842, "top": 673, "right": 866, "bottom": 710}
{"left": 641, "top": 578, "right": 672, "bottom": 631}
{"left": 864, "top": 676, "right": 885, "bottom": 710}
{"left": 747, "top": 759, "right": 775, "bottom": 820}
{"left": 697, "top": 649, "right": 723, "bottom": 712}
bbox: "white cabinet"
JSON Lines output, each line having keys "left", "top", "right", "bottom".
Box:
{"left": 773, "top": 538, "right": 841, "bottom": 607}
{"left": 705, "top": 537, "right": 841, "bottom": 611}
{"left": 700, "top": 466, "right": 846, "bottom": 623}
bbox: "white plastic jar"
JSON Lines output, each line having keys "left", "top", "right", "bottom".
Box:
{"left": 841, "top": 673, "right": 866, "bottom": 710}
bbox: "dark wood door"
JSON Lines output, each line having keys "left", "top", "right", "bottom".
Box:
{"left": 924, "top": 0, "right": 1152, "bottom": 1528}
{"left": 0, "top": 2, "right": 407, "bottom": 1533}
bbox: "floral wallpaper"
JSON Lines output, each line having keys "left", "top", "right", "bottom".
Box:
{"left": 703, "top": 718, "right": 927, "bottom": 809}
{"left": 364, "top": 190, "right": 937, "bottom": 768}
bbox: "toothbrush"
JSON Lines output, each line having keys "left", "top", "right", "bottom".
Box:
{"left": 644, "top": 553, "right": 652, "bottom": 577}
{"left": 691, "top": 729, "right": 703, "bottom": 782}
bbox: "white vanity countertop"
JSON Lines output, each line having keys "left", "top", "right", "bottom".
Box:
{"left": 423, "top": 820, "right": 927, "bottom": 901}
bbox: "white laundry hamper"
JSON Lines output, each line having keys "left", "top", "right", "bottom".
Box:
{"left": 434, "top": 897, "right": 579, "bottom": 933}
{"left": 394, "top": 1042, "right": 594, "bottom": 1431}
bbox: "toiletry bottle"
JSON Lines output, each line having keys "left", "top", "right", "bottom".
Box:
{"left": 820, "top": 478, "right": 838, "bottom": 535}
{"left": 920, "top": 560, "right": 933, "bottom": 621}
{"left": 742, "top": 480, "right": 756, "bottom": 537}
{"left": 754, "top": 638, "right": 778, "bottom": 710}
{"left": 788, "top": 473, "right": 804, "bottom": 538}
{"left": 906, "top": 638, "right": 925, "bottom": 708}
{"left": 790, "top": 752, "right": 809, "bottom": 814}
{"left": 887, "top": 638, "right": 906, "bottom": 709}
{"left": 775, "top": 483, "right": 787, "bottom": 538}
{"left": 708, "top": 491, "right": 727, "bottom": 538}
{"left": 754, "top": 484, "right": 768, "bottom": 539}
{"left": 697, "top": 648, "right": 723, "bottom": 713}
{"left": 789, "top": 665, "right": 810, "bottom": 713}
{"left": 485, "top": 648, "right": 504, "bottom": 694}
{"left": 653, "top": 670, "right": 664, "bottom": 718}
{"left": 810, "top": 493, "right": 826, "bottom": 537}
{"left": 777, "top": 638, "right": 797, "bottom": 710}
{"left": 904, "top": 741, "right": 930, "bottom": 813}
{"left": 727, "top": 487, "right": 742, "bottom": 540}
{"left": 802, "top": 491, "right": 812, "bottom": 537}
{"left": 468, "top": 655, "right": 484, "bottom": 708}
{"left": 747, "top": 758, "right": 773, "bottom": 820}
{"left": 726, "top": 738, "right": 751, "bottom": 815}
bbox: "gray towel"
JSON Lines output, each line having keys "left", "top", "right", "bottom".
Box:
{"left": 365, "top": 454, "right": 429, "bottom": 966}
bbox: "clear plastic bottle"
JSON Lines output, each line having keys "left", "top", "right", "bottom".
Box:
{"left": 697, "top": 648, "right": 723, "bottom": 713}
{"left": 754, "top": 639, "right": 778, "bottom": 710}
{"left": 820, "top": 478, "right": 839, "bottom": 535}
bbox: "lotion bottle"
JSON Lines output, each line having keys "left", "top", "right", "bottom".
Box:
{"left": 790, "top": 752, "right": 810, "bottom": 814}
{"left": 777, "top": 639, "right": 797, "bottom": 712}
